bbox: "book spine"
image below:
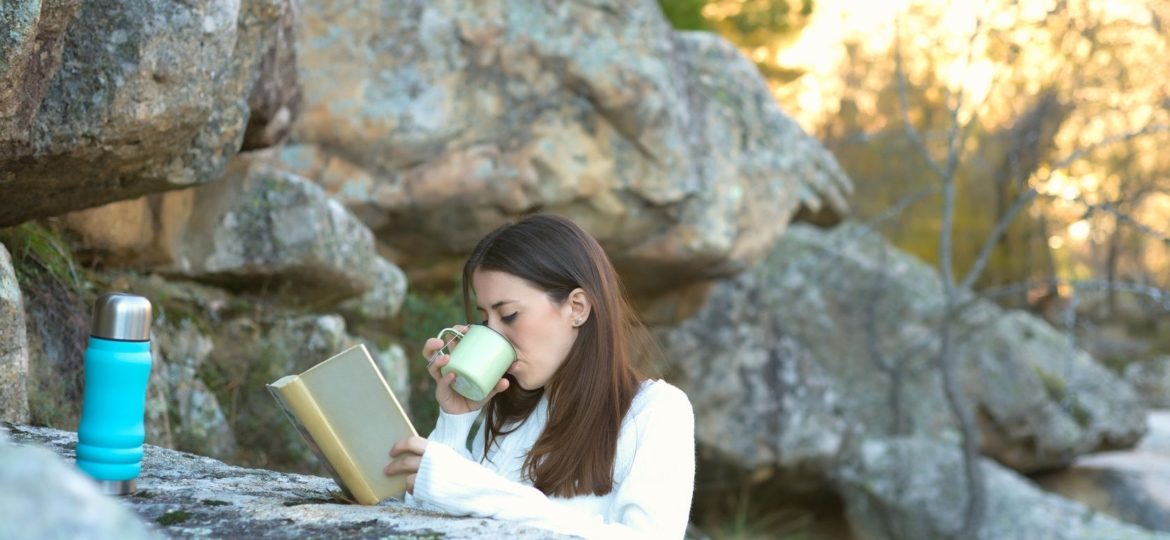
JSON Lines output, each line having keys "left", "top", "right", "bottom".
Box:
{"left": 267, "top": 379, "right": 378, "bottom": 505}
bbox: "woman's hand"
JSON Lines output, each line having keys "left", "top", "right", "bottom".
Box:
{"left": 383, "top": 436, "right": 428, "bottom": 494}
{"left": 423, "top": 325, "right": 510, "bottom": 415}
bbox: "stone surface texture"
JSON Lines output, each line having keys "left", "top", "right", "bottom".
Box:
{"left": 0, "top": 0, "right": 81, "bottom": 145}
{"left": 285, "top": 0, "right": 852, "bottom": 310}
{"left": 657, "top": 222, "right": 1147, "bottom": 493}
{"left": 240, "top": 0, "right": 301, "bottom": 151}
{"left": 0, "top": 427, "right": 161, "bottom": 540}
{"left": 654, "top": 266, "right": 850, "bottom": 492}
{"left": 0, "top": 244, "right": 31, "bottom": 424}
{"left": 163, "top": 154, "right": 385, "bottom": 308}
{"left": 0, "top": 0, "right": 302, "bottom": 228}
{"left": 836, "top": 437, "right": 1170, "bottom": 540}
{"left": 3, "top": 424, "right": 568, "bottom": 539}
{"left": 154, "top": 319, "right": 237, "bottom": 461}
{"left": 1126, "top": 357, "right": 1170, "bottom": 409}
{"left": 337, "top": 255, "right": 409, "bottom": 329}
{"left": 1033, "top": 410, "right": 1170, "bottom": 532}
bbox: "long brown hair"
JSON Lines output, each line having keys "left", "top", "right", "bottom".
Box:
{"left": 462, "top": 214, "right": 648, "bottom": 498}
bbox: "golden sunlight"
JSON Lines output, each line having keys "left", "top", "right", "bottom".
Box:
{"left": 1068, "top": 220, "right": 1091, "bottom": 241}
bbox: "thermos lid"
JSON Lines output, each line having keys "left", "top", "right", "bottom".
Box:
{"left": 91, "top": 293, "right": 152, "bottom": 341}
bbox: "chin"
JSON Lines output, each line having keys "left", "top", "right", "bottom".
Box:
{"left": 513, "top": 375, "right": 546, "bottom": 392}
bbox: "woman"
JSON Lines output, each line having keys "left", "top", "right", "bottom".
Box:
{"left": 383, "top": 214, "right": 696, "bottom": 539}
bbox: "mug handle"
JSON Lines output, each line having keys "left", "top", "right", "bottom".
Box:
{"left": 435, "top": 327, "right": 467, "bottom": 355}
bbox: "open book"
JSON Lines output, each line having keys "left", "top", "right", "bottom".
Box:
{"left": 267, "top": 344, "right": 417, "bottom": 505}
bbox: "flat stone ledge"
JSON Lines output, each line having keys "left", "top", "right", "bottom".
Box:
{"left": 3, "top": 424, "right": 571, "bottom": 539}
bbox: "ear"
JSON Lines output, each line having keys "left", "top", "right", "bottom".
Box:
{"left": 566, "top": 287, "right": 592, "bottom": 328}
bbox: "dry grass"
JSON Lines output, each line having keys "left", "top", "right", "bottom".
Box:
{"left": 0, "top": 220, "right": 92, "bottom": 429}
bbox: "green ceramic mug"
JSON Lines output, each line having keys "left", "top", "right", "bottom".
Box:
{"left": 435, "top": 325, "right": 517, "bottom": 401}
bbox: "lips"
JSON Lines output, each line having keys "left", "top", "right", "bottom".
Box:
{"left": 507, "top": 360, "right": 519, "bottom": 373}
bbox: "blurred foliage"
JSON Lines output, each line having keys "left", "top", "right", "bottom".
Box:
{"left": 395, "top": 277, "right": 468, "bottom": 436}
{"left": 782, "top": 0, "right": 1170, "bottom": 315}
{"left": 658, "top": 0, "right": 813, "bottom": 84}
{"left": 658, "top": 0, "right": 712, "bottom": 30}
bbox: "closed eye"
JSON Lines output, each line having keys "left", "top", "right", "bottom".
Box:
{"left": 502, "top": 312, "right": 518, "bottom": 323}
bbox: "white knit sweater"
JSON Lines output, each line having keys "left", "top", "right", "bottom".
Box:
{"left": 408, "top": 379, "right": 696, "bottom": 539}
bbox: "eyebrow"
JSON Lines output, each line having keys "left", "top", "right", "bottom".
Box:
{"left": 477, "top": 300, "right": 516, "bottom": 311}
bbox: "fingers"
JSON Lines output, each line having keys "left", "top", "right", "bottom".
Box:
{"left": 384, "top": 436, "right": 428, "bottom": 477}
{"left": 427, "top": 354, "right": 452, "bottom": 382}
{"left": 382, "top": 454, "right": 422, "bottom": 477}
{"left": 480, "top": 377, "right": 510, "bottom": 402}
{"left": 444, "top": 327, "right": 467, "bottom": 352}
{"left": 389, "top": 436, "right": 429, "bottom": 458}
{"left": 421, "top": 337, "right": 446, "bottom": 359}
{"left": 421, "top": 324, "right": 472, "bottom": 366}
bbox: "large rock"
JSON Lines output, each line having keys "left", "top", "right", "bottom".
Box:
{"left": 0, "top": 0, "right": 302, "bottom": 228}
{"left": 835, "top": 437, "right": 1170, "bottom": 540}
{"left": 1033, "top": 451, "right": 1170, "bottom": 532}
{"left": 0, "top": 0, "right": 81, "bottom": 143}
{"left": 1143, "top": 411, "right": 1170, "bottom": 455}
{"left": 0, "top": 426, "right": 161, "bottom": 540}
{"left": 338, "top": 256, "right": 409, "bottom": 331}
{"left": 239, "top": 0, "right": 300, "bottom": 151}
{"left": 4, "top": 424, "right": 567, "bottom": 539}
{"left": 658, "top": 222, "right": 1146, "bottom": 491}
{"left": 164, "top": 154, "right": 384, "bottom": 307}
{"left": 0, "top": 0, "right": 241, "bottom": 225}
{"left": 654, "top": 269, "right": 850, "bottom": 492}
{"left": 143, "top": 350, "right": 175, "bottom": 450}
{"left": 1125, "top": 357, "right": 1170, "bottom": 409}
{"left": 60, "top": 197, "right": 165, "bottom": 267}
{"left": 61, "top": 158, "right": 409, "bottom": 321}
{"left": 59, "top": 150, "right": 404, "bottom": 313}
{"left": 1032, "top": 410, "right": 1170, "bottom": 532}
{"left": 154, "top": 318, "right": 238, "bottom": 461}
{"left": 0, "top": 244, "right": 31, "bottom": 423}
{"left": 286, "top": 0, "right": 851, "bottom": 312}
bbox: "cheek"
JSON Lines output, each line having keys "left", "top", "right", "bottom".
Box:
{"left": 510, "top": 319, "right": 557, "bottom": 359}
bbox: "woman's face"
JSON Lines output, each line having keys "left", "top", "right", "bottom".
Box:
{"left": 472, "top": 269, "right": 585, "bottom": 391}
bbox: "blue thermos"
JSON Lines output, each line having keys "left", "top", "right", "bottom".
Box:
{"left": 75, "top": 292, "right": 153, "bottom": 495}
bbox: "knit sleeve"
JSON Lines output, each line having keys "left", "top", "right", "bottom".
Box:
{"left": 427, "top": 409, "right": 481, "bottom": 460}
{"left": 402, "top": 408, "right": 482, "bottom": 510}
{"left": 411, "top": 382, "right": 696, "bottom": 540}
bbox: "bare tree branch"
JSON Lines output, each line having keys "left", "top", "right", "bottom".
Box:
{"left": 959, "top": 187, "right": 1038, "bottom": 291}
{"left": 956, "top": 2, "right": 1031, "bottom": 156}
{"left": 894, "top": 21, "right": 949, "bottom": 182}
{"left": 977, "top": 278, "right": 1170, "bottom": 310}
{"left": 1061, "top": 196, "right": 1170, "bottom": 245}
{"left": 959, "top": 123, "right": 1170, "bottom": 291}
{"left": 894, "top": 6, "right": 992, "bottom": 536}
{"left": 1051, "top": 124, "right": 1170, "bottom": 171}
{"left": 867, "top": 186, "right": 944, "bottom": 230}
{"left": 943, "top": 9, "right": 987, "bottom": 179}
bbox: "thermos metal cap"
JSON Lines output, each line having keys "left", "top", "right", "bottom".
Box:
{"left": 91, "top": 293, "right": 152, "bottom": 341}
